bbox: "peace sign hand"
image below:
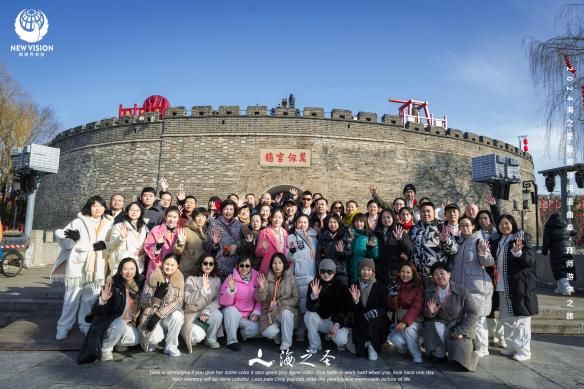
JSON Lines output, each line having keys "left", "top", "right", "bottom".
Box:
{"left": 393, "top": 225, "right": 404, "bottom": 240}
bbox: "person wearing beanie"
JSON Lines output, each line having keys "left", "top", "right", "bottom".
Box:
{"left": 304, "top": 259, "right": 353, "bottom": 353}
{"left": 348, "top": 258, "right": 389, "bottom": 361}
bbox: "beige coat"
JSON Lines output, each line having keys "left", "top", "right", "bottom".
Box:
{"left": 139, "top": 267, "right": 184, "bottom": 351}
{"left": 180, "top": 275, "right": 222, "bottom": 353}
{"left": 174, "top": 220, "right": 206, "bottom": 278}
{"left": 255, "top": 269, "right": 300, "bottom": 333}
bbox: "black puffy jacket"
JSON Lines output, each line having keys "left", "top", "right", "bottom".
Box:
{"left": 542, "top": 214, "right": 577, "bottom": 279}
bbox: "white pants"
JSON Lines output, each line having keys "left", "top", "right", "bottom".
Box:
{"left": 57, "top": 283, "right": 100, "bottom": 335}
{"left": 262, "top": 310, "right": 295, "bottom": 349}
{"left": 498, "top": 292, "right": 531, "bottom": 357}
{"left": 149, "top": 310, "right": 184, "bottom": 349}
{"left": 433, "top": 321, "right": 447, "bottom": 358}
{"left": 102, "top": 317, "right": 140, "bottom": 352}
{"left": 388, "top": 321, "right": 422, "bottom": 358}
{"left": 488, "top": 317, "right": 504, "bottom": 341}
{"left": 222, "top": 306, "right": 259, "bottom": 345}
{"left": 304, "top": 311, "right": 350, "bottom": 350}
{"left": 190, "top": 310, "right": 223, "bottom": 344}
{"left": 474, "top": 316, "right": 489, "bottom": 352}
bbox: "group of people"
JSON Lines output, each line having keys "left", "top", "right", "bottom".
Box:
{"left": 51, "top": 181, "right": 546, "bottom": 370}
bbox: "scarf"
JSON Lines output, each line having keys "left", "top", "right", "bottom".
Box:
{"left": 84, "top": 216, "right": 109, "bottom": 286}
{"left": 240, "top": 271, "right": 251, "bottom": 283}
{"left": 359, "top": 276, "right": 376, "bottom": 306}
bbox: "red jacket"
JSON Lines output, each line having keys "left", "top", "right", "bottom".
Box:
{"left": 387, "top": 279, "right": 424, "bottom": 326}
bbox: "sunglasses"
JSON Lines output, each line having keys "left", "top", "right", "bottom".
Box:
{"left": 302, "top": 197, "right": 312, "bottom": 201}
{"left": 202, "top": 261, "right": 214, "bottom": 266}
{"left": 238, "top": 263, "right": 251, "bottom": 269}
{"left": 319, "top": 269, "right": 334, "bottom": 276}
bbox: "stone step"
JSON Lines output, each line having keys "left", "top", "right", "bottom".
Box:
{"left": 0, "top": 298, "right": 62, "bottom": 312}
{"left": 531, "top": 319, "right": 584, "bottom": 335}
{"left": 0, "top": 312, "right": 32, "bottom": 328}
{"left": 534, "top": 304, "right": 584, "bottom": 320}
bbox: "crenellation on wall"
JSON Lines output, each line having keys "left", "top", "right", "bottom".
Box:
{"left": 356, "top": 112, "right": 377, "bottom": 122}
{"left": 166, "top": 107, "right": 187, "bottom": 117}
{"left": 479, "top": 135, "right": 493, "bottom": 146}
{"left": 192, "top": 106, "right": 213, "bottom": 116}
{"left": 446, "top": 128, "right": 463, "bottom": 139}
{"left": 246, "top": 105, "right": 268, "bottom": 116}
{"left": 273, "top": 107, "right": 297, "bottom": 117}
{"left": 464, "top": 132, "right": 479, "bottom": 142}
{"left": 303, "top": 107, "right": 325, "bottom": 118}
{"left": 381, "top": 114, "right": 401, "bottom": 125}
{"left": 331, "top": 109, "right": 352, "bottom": 121}
{"left": 218, "top": 106, "right": 240, "bottom": 116}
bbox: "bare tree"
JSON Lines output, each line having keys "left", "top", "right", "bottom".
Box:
{"left": 525, "top": 3, "right": 584, "bottom": 160}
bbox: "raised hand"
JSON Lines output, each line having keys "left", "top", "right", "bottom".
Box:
{"left": 245, "top": 233, "right": 255, "bottom": 243}
{"left": 427, "top": 298, "right": 439, "bottom": 315}
{"left": 156, "top": 232, "right": 165, "bottom": 244}
{"left": 289, "top": 188, "right": 298, "bottom": 200}
{"left": 349, "top": 284, "right": 361, "bottom": 303}
{"left": 227, "top": 274, "right": 236, "bottom": 291}
{"left": 177, "top": 228, "right": 186, "bottom": 244}
{"left": 177, "top": 185, "right": 186, "bottom": 202}
{"left": 511, "top": 239, "right": 524, "bottom": 254}
{"left": 262, "top": 239, "right": 269, "bottom": 252}
{"left": 153, "top": 281, "right": 169, "bottom": 300}
{"left": 158, "top": 177, "right": 168, "bottom": 192}
{"left": 367, "top": 235, "right": 377, "bottom": 247}
{"left": 478, "top": 238, "right": 489, "bottom": 256}
{"left": 202, "top": 273, "right": 210, "bottom": 290}
{"left": 368, "top": 184, "right": 377, "bottom": 197}
{"left": 119, "top": 223, "right": 129, "bottom": 240}
{"left": 441, "top": 199, "right": 450, "bottom": 209}
{"left": 393, "top": 225, "right": 404, "bottom": 240}
{"left": 486, "top": 194, "right": 496, "bottom": 206}
{"left": 439, "top": 225, "right": 450, "bottom": 242}
{"left": 64, "top": 229, "right": 81, "bottom": 242}
{"left": 309, "top": 278, "right": 321, "bottom": 298}
{"left": 335, "top": 240, "right": 345, "bottom": 253}
{"left": 257, "top": 273, "right": 267, "bottom": 291}
{"left": 211, "top": 229, "right": 221, "bottom": 244}
{"left": 237, "top": 198, "right": 246, "bottom": 208}
{"left": 275, "top": 192, "right": 284, "bottom": 204}
{"left": 100, "top": 281, "right": 113, "bottom": 302}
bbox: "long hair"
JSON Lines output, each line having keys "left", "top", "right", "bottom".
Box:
{"left": 114, "top": 257, "right": 142, "bottom": 293}
{"left": 122, "top": 202, "right": 146, "bottom": 231}
{"left": 474, "top": 210, "right": 495, "bottom": 231}
{"left": 193, "top": 252, "right": 219, "bottom": 278}
{"left": 397, "top": 261, "right": 423, "bottom": 288}
{"left": 496, "top": 214, "right": 519, "bottom": 234}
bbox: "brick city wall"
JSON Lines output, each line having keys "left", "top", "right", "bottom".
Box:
{"left": 36, "top": 106, "right": 536, "bottom": 238}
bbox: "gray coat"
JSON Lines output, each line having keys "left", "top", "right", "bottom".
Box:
{"left": 423, "top": 281, "right": 479, "bottom": 371}
{"left": 450, "top": 232, "right": 494, "bottom": 317}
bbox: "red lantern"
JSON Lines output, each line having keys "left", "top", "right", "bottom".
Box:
{"left": 523, "top": 137, "right": 528, "bottom": 152}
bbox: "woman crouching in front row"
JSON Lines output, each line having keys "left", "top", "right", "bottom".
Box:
{"left": 139, "top": 253, "right": 184, "bottom": 357}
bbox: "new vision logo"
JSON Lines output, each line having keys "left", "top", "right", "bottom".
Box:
{"left": 10, "top": 9, "right": 54, "bottom": 57}
{"left": 15, "top": 9, "right": 49, "bottom": 43}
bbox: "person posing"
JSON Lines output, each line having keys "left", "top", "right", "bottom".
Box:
{"left": 255, "top": 253, "right": 300, "bottom": 351}
{"left": 286, "top": 214, "right": 318, "bottom": 340}
{"left": 449, "top": 215, "right": 494, "bottom": 358}
{"left": 304, "top": 259, "right": 353, "bottom": 353}
{"left": 348, "top": 213, "right": 379, "bottom": 284}
{"left": 107, "top": 194, "right": 125, "bottom": 224}
{"left": 174, "top": 207, "right": 208, "bottom": 278}
{"left": 375, "top": 209, "right": 413, "bottom": 285}
{"left": 256, "top": 209, "right": 289, "bottom": 275}
{"left": 422, "top": 262, "right": 479, "bottom": 371}
{"left": 386, "top": 262, "right": 424, "bottom": 363}
{"left": 139, "top": 253, "right": 184, "bottom": 357}
{"left": 78, "top": 258, "right": 142, "bottom": 363}
{"left": 180, "top": 253, "right": 223, "bottom": 352}
{"left": 399, "top": 207, "right": 415, "bottom": 233}
{"left": 282, "top": 199, "right": 298, "bottom": 233}
{"left": 342, "top": 200, "right": 360, "bottom": 227}
{"left": 310, "top": 198, "right": 329, "bottom": 233}
{"left": 108, "top": 202, "right": 148, "bottom": 276}
{"left": 220, "top": 255, "right": 262, "bottom": 351}
{"left": 239, "top": 214, "right": 263, "bottom": 270}
{"left": 237, "top": 204, "right": 251, "bottom": 225}
{"left": 330, "top": 201, "right": 345, "bottom": 219}
{"left": 139, "top": 187, "right": 165, "bottom": 231}
{"left": 259, "top": 204, "right": 272, "bottom": 228}
{"left": 348, "top": 259, "right": 389, "bottom": 361}
{"left": 487, "top": 214, "right": 538, "bottom": 361}
{"left": 178, "top": 195, "right": 197, "bottom": 228}
{"left": 475, "top": 210, "right": 497, "bottom": 241}
{"left": 52, "top": 196, "right": 114, "bottom": 340}
{"left": 298, "top": 191, "right": 314, "bottom": 217}
{"left": 204, "top": 199, "right": 243, "bottom": 279}
{"left": 543, "top": 213, "right": 577, "bottom": 296}
{"left": 144, "top": 206, "right": 181, "bottom": 279}
{"left": 365, "top": 200, "right": 380, "bottom": 233}
{"left": 410, "top": 202, "right": 458, "bottom": 277}
{"left": 318, "top": 214, "right": 352, "bottom": 286}
{"left": 443, "top": 203, "right": 461, "bottom": 239}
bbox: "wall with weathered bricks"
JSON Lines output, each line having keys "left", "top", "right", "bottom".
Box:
{"left": 37, "top": 107, "right": 536, "bottom": 238}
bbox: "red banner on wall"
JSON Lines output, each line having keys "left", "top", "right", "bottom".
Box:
{"left": 260, "top": 149, "right": 311, "bottom": 167}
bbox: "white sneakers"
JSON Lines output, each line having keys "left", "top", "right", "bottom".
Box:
{"left": 205, "top": 339, "right": 220, "bottom": 349}
{"left": 100, "top": 351, "right": 113, "bottom": 361}
{"left": 513, "top": 353, "right": 531, "bottom": 362}
{"left": 55, "top": 328, "right": 68, "bottom": 341}
{"left": 475, "top": 349, "right": 490, "bottom": 358}
{"left": 165, "top": 345, "right": 181, "bottom": 357}
{"left": 366, "top": 342, "right": 378, "bottom": 361}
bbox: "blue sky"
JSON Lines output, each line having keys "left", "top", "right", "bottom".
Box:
{"left": 1, "top": 0, "right": 577, "bottom": 193}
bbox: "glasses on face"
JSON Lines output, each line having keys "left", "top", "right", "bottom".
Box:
{"left": 202, "top": 261, "right": 214, "bottom": 267}
{"left": 333, "top": 206, "right": 342, "bottom": 210}
{"left": 302, "top": 197, "right": 312, "bottom": 201}
{"left": 319, "top": 269, "right": 334, "bottom": 276}
{"left": 460, "top": 224, "right": 473, "bottom": 228}
{"left": 238, "top": 263, "right": 251, "bottom": 269}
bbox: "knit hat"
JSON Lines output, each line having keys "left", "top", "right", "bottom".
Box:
{"left": 319, "top": 259, "right": 336, "bottom": 274}
{"left": 403, "top": 184, "right": 416, "bottom": 194}
{"left": 359, "top": 258, "right": 375, "bottom": 271}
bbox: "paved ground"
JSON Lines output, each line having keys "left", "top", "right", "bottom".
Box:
{"left": 0, "top": 267, "right": 583, "bottom": 388}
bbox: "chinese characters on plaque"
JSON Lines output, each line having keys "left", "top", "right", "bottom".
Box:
{"left": 260, "top": 149, "right": 311, "bottom": 167}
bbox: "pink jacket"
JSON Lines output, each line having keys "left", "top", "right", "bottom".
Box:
{"left": 144, "top": 224, "right": 179, "bottom": 279}
{"left": 219, "top": 268, "right": 262, "bottom": 318}
{"left": 256, "top": 227, "right": 288, "bottom": 275}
